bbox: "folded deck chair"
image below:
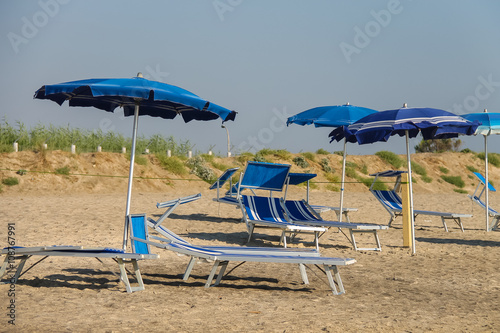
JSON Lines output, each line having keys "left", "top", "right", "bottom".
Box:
{"left": 370, "top": 170, "right": 471, "bottom": 232}
{"left": 129, "top": 214, "right": 356, "bottom": 295}
{"left": 0, "top": 245, "right": 158, "bottom": 293}
{"left": 284, "top": 172, "right": 358, "bottom": 221}
{"left": 282, "top": 199, "right": 388, "bottom": 251}
{"left": 468, "top": 172, "right": 500, "bottom": 231}
{"left": 239, "top": 195, "right": 327, "bottom": 250}
{"left": 210, "top": 167, "right": 241, "bottom": 206}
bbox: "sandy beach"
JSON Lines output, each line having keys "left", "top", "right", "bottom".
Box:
{"left": 1, "top": 152, "right": 499, "bottom": 332}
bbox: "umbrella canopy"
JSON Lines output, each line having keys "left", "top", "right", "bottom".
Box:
{"left": 34, "top": 73, "right": 236, "bottom": 249}
{"left": 287, "top": 103, "right": 378, "bottom": 222}
{"left": 463, "top": 109, "right": 500, "bottom": 231}
{"left": 330, "top": 104, "right": 479, "bottom": 254}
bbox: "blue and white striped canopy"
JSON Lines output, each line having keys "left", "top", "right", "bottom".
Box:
{"left": 329, "top": 107, "right": 479, "bottom": 144}
{"left": 34, "top": 76, "right": 236, "bottom": 123}
{"left": 462, "top": 112, "right": 500, "bottom": 136}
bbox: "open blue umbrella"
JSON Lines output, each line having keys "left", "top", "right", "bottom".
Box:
{"left": 34, "top": 73, "right": 236, "bottom": 249}
{"left": 330, "top": 104, "right": 479, "bottom": 254}
{"left": 463, "top": 109, "right": 500, "bottom": 231}
{"left": 287, "top": 103, "right": 377, "bottom": 222}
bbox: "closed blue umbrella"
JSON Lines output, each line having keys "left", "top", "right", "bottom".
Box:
{"left": 463, "top": 109, "right": 500, "bottom": 231}
{"left": 287, "top": 103, "right": 377, "bottom": 222}
{"left": 330, "top": 104, "right": 479, "bottom": 253}
{"left": 35, "top": 73, "right": 236, "bottom": 249}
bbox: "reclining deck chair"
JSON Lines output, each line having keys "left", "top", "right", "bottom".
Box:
{"left": 284, "top": 172, "right": 358, "bottom": 220}
{"left": 129, "top": 214, "right": 356, "bottom": 295}
{"left": 370, "top": 170, "right": 471, "bottom": 232}
{"left": 210, "top": 167, "right": 240, "bottom": 206}
{"left": 0, "top": 244, "right": 158, "bottom": 293}
{"left": 281, "top": 199, "right": 388, "bottom": 251}
{"left": 468, "top": 172, "right": 500, "bottom": 231}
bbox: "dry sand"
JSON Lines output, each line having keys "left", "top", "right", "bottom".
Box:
{"left": 0, "top": 152, "right": 499, "bottom": 332}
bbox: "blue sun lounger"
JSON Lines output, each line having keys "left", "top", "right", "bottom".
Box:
{"left": 129, "top": 214, "right": 356, "bottom": 295}
{"left": 0, "top": 244, "right": 158, "bottom": 293}
{"left": 210, "top": 167, "right": 241, "bottom": 206}
{"left": 281, "top": 199, "right": 388, "bottom": 251}
{"left": 468, "top": 172, "right": 500, "bottom": 231}
{"left": 370, "top": 170, "right": 471, "bottom": 231}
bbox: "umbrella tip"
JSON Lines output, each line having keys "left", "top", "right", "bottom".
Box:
{"left": 345, "top": 102, "right": 350, "bottom": 106}
{"left": 484, "top": 108, "right": 488, "bottom": 113}
{"left": 403, "top": 103, "right": 407, "bottom": 108}
{"left": 137, "top": 72, "right": 143, "bottom": 78}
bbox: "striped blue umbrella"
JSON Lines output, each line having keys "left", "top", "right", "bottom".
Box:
{"left": 287, "top": 103, "right": 378, "bottom": 222}
{"left": 330, "top": 104, "right": 479, "bottom": 253}
{"left": 463, "top": 109, "right": 500, "bottom": 231}
{"left": 35, "top": 73, "right": 236, "bottom": 249}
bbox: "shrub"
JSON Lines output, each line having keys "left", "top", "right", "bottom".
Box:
{"left": 414, "top": 138, "right": 462, "bottom": 153}
{"left": 326, "top": 184, "right": 340, "bottom": 192}
{"left": 2, "top": 177, "right": 19, "bottom": 186}
{"left": 293, "top": 156, "right": 309, "bottom": 168}
{"left": 333, "top": 151, "right": 344, "bottom": 156}
{"left": 421, "top": 175, "right": 433, "bottom": 183}
{"left": 375, "top": 151, "right": 403, "bottom": 169}
{"left": 55, "top": 166, "right": 71, "bottom": 175}
{"left": 134, "top": 155, "right": 148, "bottom": 166}
{"left": 477, "top": 152, "right": 500, "bottom": 167}
{"left": 466, "top": 165, "right": 479, "bottom": 173}
{"left": 359, "top": 164, "right": 368, "bottom": 175}
{"left": 411, "top": 161, "right": 427, "bottom": 176}
{"left": 186, "top": 156, "right": 215, "bottom": 183}
{"left": 275, "top": 149, "right": 292, "bottom": 160}
{"left": 441, "top": 175, "right": 465, "bottom": 188}
{"left": 461, "top": 148, "right": 473, "bottom": 154}
{"left": 301, "top": 152, "right": 316, "bottom": 162}
{"left": 256, "top": 148, "right": 277, "bottom": 156}
{"left": 320, "top": 158, "right": 333, "bottom": 173}
{"left": 236, "top": 152, "right": 254, "bottom": 165}
{"left": 454, "top": 189, "right": 468, "bottom": 194}
{"left": 439, "top": 166, "right": 449, "bottom": 174}
{"left": 156, "top": 154, "right": 187, "bottom": 175}
{"left": 253, "top": 153, "right": 268, "bottom": 163}
{"left": 368, "top": 178, "right": 387, "bottom": 191}
{"left": 316, "top": 148, "right": 329, "bottom": 155}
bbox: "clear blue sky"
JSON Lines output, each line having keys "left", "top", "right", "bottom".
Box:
{"left": 1, "top": 0, "right": 500, "bottom": 155}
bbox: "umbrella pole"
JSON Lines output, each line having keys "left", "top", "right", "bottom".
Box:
{"left": 123, "top": 103, "right": 140, "bottom": 250}
{"left": 405, "top": 131, "right": 416, "bottom": 254}
{"left": 339, "top": 138, "right": 347, "bottom": 223}
{"left": 485, "top": 135, "right": 490, "bottom": 231}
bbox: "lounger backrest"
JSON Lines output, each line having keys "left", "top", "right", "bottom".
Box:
{"left": 470, "top": 195, "right": 500, "bottom": 215}
{"left": 371, "top": 190, "right": 403, "bottom": 210}
{"left": 147, "top": 218, "right": 191, "bottom": 245}
{"left": 209, "top": 167, "right": 239, "bottom": 190}
{"left": 129, "top": 214, "right": 151, "bottom": 255}
{"left": 242, "top": 195, "right": 288, "bottom": 223}
{"left": 240, "top": 162, "right": 291, "bottom": 192}
{"left": 283, "top": 200, "right": 322, "bottom": 222}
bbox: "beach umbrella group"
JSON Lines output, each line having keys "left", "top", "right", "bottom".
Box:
{"left": 34, "top": 73, "right": 236, "bottom": 249}
{"left": 329, "top": 104, "right": 479, "bottom": 254}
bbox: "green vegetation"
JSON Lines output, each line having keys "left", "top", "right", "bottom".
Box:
{"left": 55, "top": 166, "right": 71, "bottom": 175}
{"left": 411, "top": 161, "right": 427, "bottom": 176}
{"left": 2, "top": 177, "right": 19, "bottom": 186}
{"left": 439, "top": 166, "right": 449, "bottom": 174}
{"left": 414, "top": 138, "right": 462, "bottom": 153}
{"left": 333, "top": 151, "right": 344, "bottom": 156}
{"left": 421, "top": 175, "right": 433, "bottom": 183}
{"left": 301, "top": 152, "right": 316, "bottom": 162}
{"left": 156, "top": 154, "right": 188, "bottom": 175}
{"left": 359, "top": 164, "right": 368, "bottom": 175}
{"left": 186, "top": 156, "right": 215, "bottom": 183}
{"left": 320, "top": 158, "right": 333, "bottom": 173}
{"left": 292, "top": 156, "right": 309, "bottom": 168}
{"left": 441, "top": 175, "right": 465, "bottom": 188}
{"left": 316, "top": 148, "right": 329, "bottom": 155}
{"left": 375, "top": 151, "right": 403, "bottom": 169}
{"left": 275, "top": 149, "right": 292, "bottom": 160}
{"left": 477, "top": 152, "right": 500, "bottom": 167}
{"left": 466, "top": 165, "right": 479, "bottom": 173}
{"left": 453, "top": 189, "right": 468, "bottom": 194}
{"left": 17, "top": 169, "right": 27, "bottom": 176}
{"left": 236, "top": 152, "right": 254, "bottom": 165}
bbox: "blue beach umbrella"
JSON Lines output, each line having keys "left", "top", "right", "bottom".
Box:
{"left": 463, "top": 109, "right": 500, "bottom": 231}
{"left": 287, "top": 103, "right": 377, "bottom": 222}
{"left": 34, "top": 73, "right": 236, "bottom": 249}
{"left": 330, "top": 104, "right": 479, "bottom": 253}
